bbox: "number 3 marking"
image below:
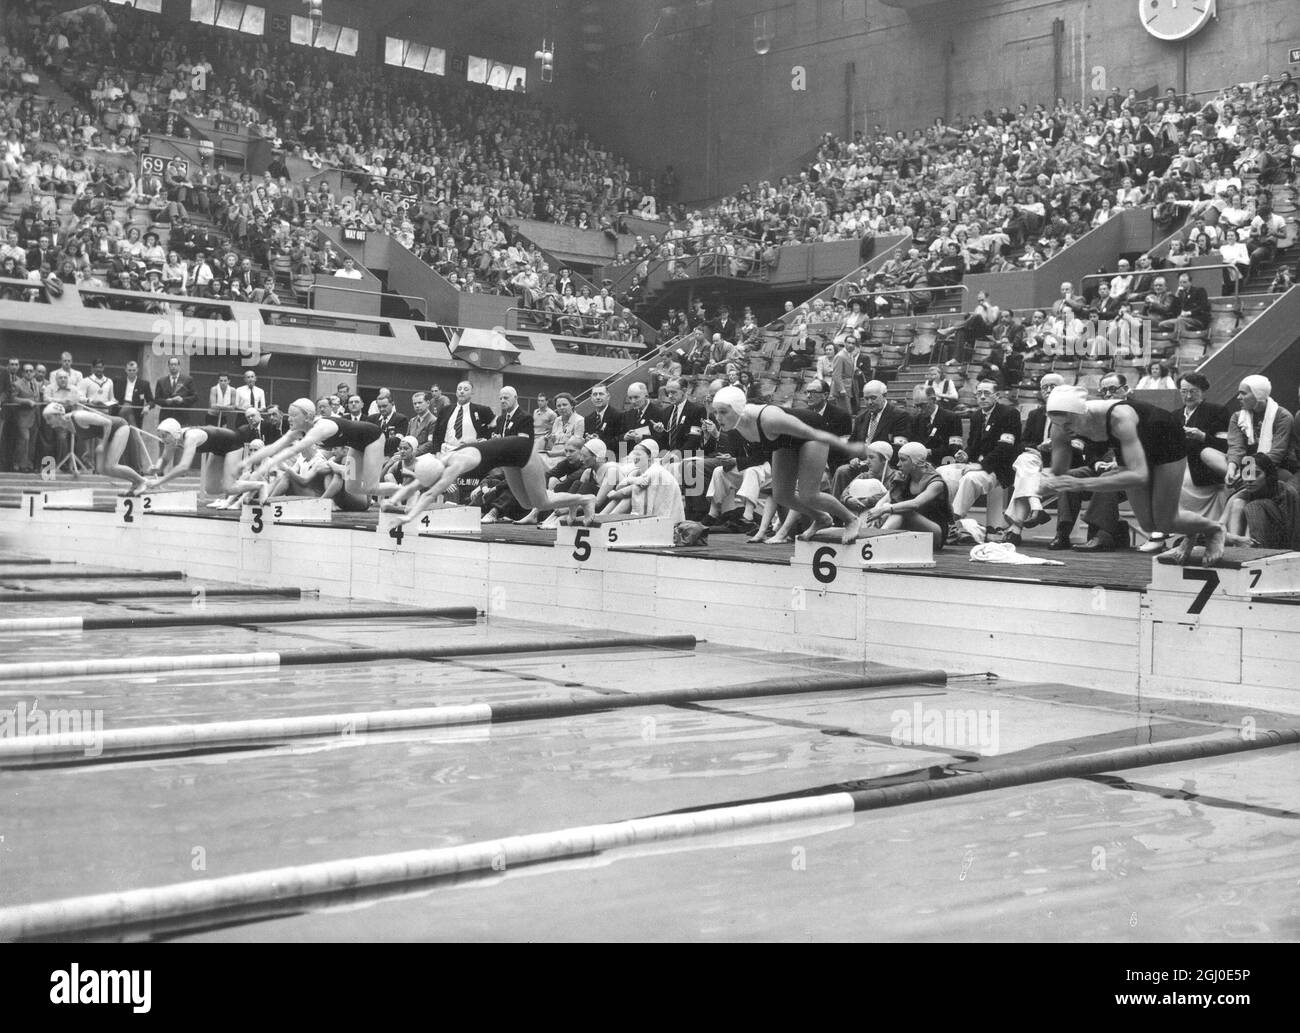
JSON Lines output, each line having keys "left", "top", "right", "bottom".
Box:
{"left": 250, "top": 507, "right": 264, "bottom": 534}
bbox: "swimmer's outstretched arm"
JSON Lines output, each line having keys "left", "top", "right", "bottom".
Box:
{"left": 149, "top": 434, "right": 201, "bottom": 489}
{"left": 398, "top": 460, "right": 466, "bottom": 526}
{"left": 240, "top": 426, "right": 313, "bottom": 476}
{"left": 761, "top": 408, "right": 872, "bottom": 457}
{"left": 1043, "top": 410, "right": 1149, "bottom": 493}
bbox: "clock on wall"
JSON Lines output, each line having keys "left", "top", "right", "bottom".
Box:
{"left": 1139, "top": 0, "right": 1217, "bottom": 42}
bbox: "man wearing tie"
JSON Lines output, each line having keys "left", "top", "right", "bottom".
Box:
{"left": 234, "top": 369, "right": 266, "bottom": 411}
{"left": 208, "top": 373, "right": 237, "bottom": 428}
{"left": 114, "top": 360, "right": 155, "bottom": 429}
{"left": 585, "top": 384, "right": 620, "bottom": 456}
{"left": 366, "top": 391, "right": 408, "bottom": 457}
{"left": 406, "top": 392, "right": 437, "bottom": 452}
{"left": 911, "top": 387, "right": 964, "bottom": 464}
{"left": 618, "top": 382, "right": 670, "bottom": 453}
{"left": 494, "top": 386, "right": 532, "bottom": 440}
{"left": 830, "top": 380, "right": 911, "bottom": 498}
{"left": 427, "top": 380, "right": 495, "bottom": 454}
{"left": 661, "top": 378, "right": 707, "bottom": 460}
{"left": 155, "top": 357, "right": 197, "bottom": 425}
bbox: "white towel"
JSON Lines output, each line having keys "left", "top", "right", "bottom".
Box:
{"left": 969, "top": 543, "right": 1065, "bottom": 566}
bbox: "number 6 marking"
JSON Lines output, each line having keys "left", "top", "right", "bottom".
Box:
{"left": 812, "top": 546, "right": 837, "bottom": 584}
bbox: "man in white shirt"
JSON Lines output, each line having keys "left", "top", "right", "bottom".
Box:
{"left": 79, "top": 359, "right": 115, "bottom": 412}
{"left": 209, "top": 373, "right": 237, "bottom": 428}
{"left": 333, "top": 257, "right": 363, "bottom": 279}
{"left": 428, "top": 381, "right": 495, "bottom": 454}
{"left": 234, "top": 369, "right": 266, "bottom": 411}
{"left": 55, "top": 352, "right": 83, "bottom": 390}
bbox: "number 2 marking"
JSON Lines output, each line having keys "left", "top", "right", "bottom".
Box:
{"left": 122, "top": 498, "right": 134, "bottom": 523}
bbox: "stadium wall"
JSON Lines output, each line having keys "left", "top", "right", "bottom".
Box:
{"left": 565, "top": 0, "right": 1300, "bottom": 204}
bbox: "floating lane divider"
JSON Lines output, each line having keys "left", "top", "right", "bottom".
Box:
{"left": 0, "top": 604, "right": 480, "bottom": 634}
{"left": 0, "top": 587, "right": 305, "bottom": 604}
{"left": 0, "top": 632, "right": 698, "bottom": 683}
{"left": 3, "top": 728, "right": 1295, "bottom": 941}
{"left": 0, "top": 569, "right": 185, "bottom": 581}
{"left": 0, "top": 558, "right": 56, "bottom": 565}
{"left": 0, "top": 669, "right": 945, "bottom": 764}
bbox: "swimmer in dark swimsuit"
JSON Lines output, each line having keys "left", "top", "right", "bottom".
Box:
{"left": 709, "top": 386, "right": 872, "bottom": 545}
{"left": 240, "top": 398, "right": 386, "bottom": 500}
{"left": 42, "top": 403, "right": 147, "bottom": 493}
{"left": 1041, "top": 385, "right": 1226, "bottom": 564}
{"left": 149, "top": 419, "right": 249, "bottom": 498}
{"left": 387, "top": 437, "right": 607, "bottom": 528}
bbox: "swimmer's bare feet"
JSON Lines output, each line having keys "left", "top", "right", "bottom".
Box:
{"left": 379, "top": 501, "right": 405, "bottom": 513}
{"left": 765, "top": 532, "right": 794, "bottom": 545}
{"left": 796, "top": 513, "right": 832, "bottom": 542}
{"left": 1203, "top": 525, "right": 1227, "bottom": 566}
{"left": 1169, "top": 534, "right": 1198, "bottom": 565}
{"left": 746, "top": 530, "right": 770, "bottom": 544}
{"left": 840, "top": 515, "right": 862, "bottom": 545}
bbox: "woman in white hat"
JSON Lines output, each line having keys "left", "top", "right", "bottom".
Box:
{"left": 601, "top": 438, "right": 685, "bottom": 523}
{"left": 149, "top": 419, "right": 254, "bottom": 500}
{"left": 709, "top": 385, "right": 870, "bottom": 544}
{"left": 42, "top": 402, "right": 147, "bottom": 492}
{"left": 1041, "top": 385, "right": 1226, "bottom": 563}
{"left": 385, "top": 436, "right": 604, "bottom": 528}
{"left": 240, "top": 398, "right": 386, "bottom": 498}
{"left": 865, "top": 440, "right": 952, "bottom": 549}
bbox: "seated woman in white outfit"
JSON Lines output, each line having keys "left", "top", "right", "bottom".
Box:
{"left": 600, "top": 439, "right": 685, "bottom": 523}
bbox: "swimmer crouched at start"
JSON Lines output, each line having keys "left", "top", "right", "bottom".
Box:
{"left": 385, "top": 437, "right": 608, "bottom": 528}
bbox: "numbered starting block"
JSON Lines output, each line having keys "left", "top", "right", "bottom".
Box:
{"left": 1152, "top": 546, "right": 1300, "bottom": 607}
{"left": 554, "top": 514, "right": 675, "bottom": 556}
{"left": 116, "top": 489, "right": 198, "bottom": 525}
{"left": 375, "top": 505, "right": 479, "bottom": 547}
{"left": 240, "top": 496, "right": 333, "bottom": 529}
{"left": 794, "top": 528, "right": 934, "bottom": 584}
{"left": 23, "top": 487, "right": 96, "bottom": 515}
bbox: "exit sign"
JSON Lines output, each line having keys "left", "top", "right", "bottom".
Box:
{"left": 1291, "top": 47, "right": 1300, "bottom": 63}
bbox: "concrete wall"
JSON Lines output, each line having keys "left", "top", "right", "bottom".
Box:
{"left": 568, "top": 0, "right": 1300, "bottom": 203}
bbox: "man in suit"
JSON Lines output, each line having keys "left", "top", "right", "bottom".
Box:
{"left": 234, "top": 369, "right": 266, "bottom": 411}
{"left": 406, "top": 392, "right": 437, "bottom": 452}
{"left": 493, "top": 386, "right": 532, "bottom": 440}
{"left": 911, "top": 387, "right": 964, "bottom": 464}
{"left": 1157, "top": 271, "right": 1211, "bottom": 335}
{"left": 585, "top": 384, "right": 620, "bottom": 457}
{"left": 711, "top": 306, "right": 738, "bottom": 344}
{"left": 426, "top": 384, "right": 452, "bottom": 415}
{"left": 114, "top": 360, "right": 154, "bottom": 428}
{"left": 830, "top": 380, "right": 911, "bottom": 498}
{"left": 829, "top": 339, "right": 862, "bottom": 413}
{"left": 6, "top": 360, "right": 40, "bottom": 472}
{"left": 947, "top": 380, "right": 1021, "bottom": 540}
{"left": 804, "top": 378, "right": 852, "bottom": 475}
{"left": 208, "top": 373, "right": 238, "bottom": 428}
{"left": 660, "top": 378, "right": 707, "bottom": 459}
{"left": 0, "top": 358, "right": 16, "bottom": 471}
{"left": 154, "top": 356, "right": 197, "bottom": 425}
{"left": 427, "top": 380, "right": 495, "bottom": 454}
{"left": 618, "top": 381, "right": 670, "bottom": 455}
{"left": 366, "top": 390, "right": 408, "bottom": 457}
{"left": 230, "top": 258, "right": 266, "bottom": 303}
{"left": 25, "top": 234, "right": 53, "bottom": 277}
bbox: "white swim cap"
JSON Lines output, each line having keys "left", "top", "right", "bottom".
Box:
{"left": 897, "top": 441, "right": 929, "bottom": 464}
{"left": 866, "top": 441, "right": 894, "bottom": 462}
{"left": 1239, "top": 375, "right": 1271, "bottom": 402}
{"left": 289, "top": 397, "right": 315, "bottom": 417}
{"left": 1046, "top": 385, "right": 1089, "bottom": 415}
{"left": 412, "top": 454, "right": 445, "bottom": 489}
{"left": 712, "top": 386, "right": 747, "bottom": 416}
{"left": 157, "top": 418, "right": 181, "bottom": 437}
{"left": 582, "top": 439, "right": 608, "bottom": 461}
{"left": 634, "top": 438, "right": 660, "bottom": 459}
{"left": 399, "top": 435, "right": 419, "bottom": 452}
{"left": 42, "top": 402, "right": 66, "bottom": 420}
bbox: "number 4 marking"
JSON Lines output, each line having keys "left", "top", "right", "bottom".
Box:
{"left": 1183, "top": 568, "right": 1220, "bottom": 615}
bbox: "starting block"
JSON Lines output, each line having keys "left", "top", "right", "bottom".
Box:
{"left": 22, "top": 487, "right": 96, "bottom": 516}
{"left": 1151, "top": 547, "right": 1300, "bottom": 610}
{"left": 116, "top": 490, "right": 198, "bottom": 524}
{"left": 240, "top": 496, "right": 333, "bottom": 530}
{"left": 554, "top": 514, "right": 676, "bottom": 557}
{"left": 794, "top": 528, "right": 934, "bottom": 585}
{"left": 375, "top": 505, "right": 480, "bottom": 548}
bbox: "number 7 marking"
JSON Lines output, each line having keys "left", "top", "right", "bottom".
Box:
{"left": 1183, "top": 569, "right": 1220, "bottom": 615}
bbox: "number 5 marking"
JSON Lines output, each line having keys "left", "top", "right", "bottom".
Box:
{"left": 573, "top": 528, "right": 591, "bottom": 562}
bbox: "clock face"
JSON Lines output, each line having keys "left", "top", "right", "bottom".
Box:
{"left": 1138, "top": 0, "right": 1216, "bottom": 42}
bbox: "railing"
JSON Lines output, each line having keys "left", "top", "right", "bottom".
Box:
{"left": 601, "top": 230, "right": 771, "bottom": 295}
{"left": 1081, "top": 263, "right": 1241, "bottom": 292}
{"left": 0, "top": 276, "right": 56, "bottom": 303}
{"left": 839, "top": 282, "right": 969, "bottom": 314}
{"left": 569, "top": 333, "right": 689, "bottom": 408}
{"left": 305, "top": 281, "right": 426, "bottom": 315}
{"left": 505, "top": 307, "right": 644, "bottom": 343}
